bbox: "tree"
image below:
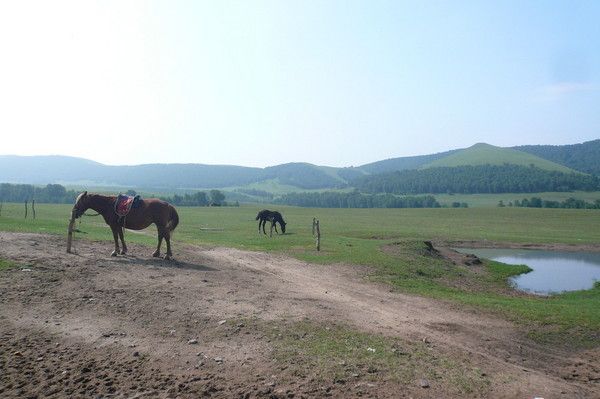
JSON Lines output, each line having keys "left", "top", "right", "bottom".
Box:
{"left": 190, "top": 191, "right": 208, "bottom": 206}
{"left": 210, "top": 190, "right": 225, "bottom": 206}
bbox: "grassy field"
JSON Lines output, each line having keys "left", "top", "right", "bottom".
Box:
{"left": 1, "top": 202, "right": 599, "bottom": 346}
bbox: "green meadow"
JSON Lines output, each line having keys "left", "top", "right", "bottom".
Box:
{"left": 1, "top": 202, "right": 599, "bottom": 347}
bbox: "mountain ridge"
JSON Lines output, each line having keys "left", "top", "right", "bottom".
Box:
{"left": 1, "top": 140, "right": 597, "bottom": 191}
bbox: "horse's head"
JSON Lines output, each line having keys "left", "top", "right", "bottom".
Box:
{"left": 72, "top": 191, "right": 89, "bottom": 219}
{"left": 280, "top": 220, "right": 286, "bottom": 234}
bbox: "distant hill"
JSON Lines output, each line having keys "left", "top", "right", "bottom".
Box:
{"left": 0, "top": 156, "right": 364, "bottom": 191}
{"left": 260, "top": 163, "right": 345, "bottom": 189}
{"left": 0, "top": 155, "right": 263, "bottom": 189}
{"left": 1, "top": 139, "right": 598, "bottom": 193}
{"left": 354, "top": 164, "right": 599, "bottom": 195}
{"left": 0, "top": 155, "right": 104, "bottom": 183}
{"left": 359, "top": 149, "right": 459, "bottom": 174}
{"left": 514, "top": 139, "right": 600, "bottom": 176}
{"left": 421, "top": 143, "right": 578, "bottom": 173}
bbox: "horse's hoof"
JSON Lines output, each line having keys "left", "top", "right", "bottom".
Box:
{"left": 152, "top": 251, "right": 160, "bottom": 258}
{"left": 111, "top": 251, "right": 118, "bottom": 257}
{"left": 164, "top": 254, "right": 172, "bottom": 260}
{"left": 120, "top": 250, "right": 127, "bottom": 255}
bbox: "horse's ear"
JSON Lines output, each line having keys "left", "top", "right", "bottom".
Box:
{"left": 83, "top": 191, "right": 87, "bottom": 196}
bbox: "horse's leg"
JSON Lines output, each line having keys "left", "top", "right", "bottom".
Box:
{"left": 164, "top": 230, "right": 173, "bottom": 260}
{"left": 270, "top": 221, "right": 274, "bottom": 237}
{"left": 110, "top": 226, "right": 120, "bottom": 256}
{"left": 118, "top": 227, "right": 127, "bottom": 255}
{"left": 153, "top": 226, "right": 163, "bottom": 257}
{"left": 261, "top": 219, "right": 267, "bottom": 235}
{"left": 258, "top": 219, "right": 262, "bottom": 234}
{"left": 274, "top": 223, "right": 279, "bottom": 234}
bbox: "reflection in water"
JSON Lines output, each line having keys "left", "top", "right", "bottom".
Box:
{"left": 455, "top": 248, "right": 600, "bottom": 295}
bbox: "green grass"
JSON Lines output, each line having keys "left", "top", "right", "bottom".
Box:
{"left": 423, "top": 143, "right": 578, "bottom": 173}
{"left": 261, "top": 319, "right": 490, "bottom": 395}
{"left": 0, "top": 258, "right": 18, "bottom": 271}
{"left": 1, "top": 202, "right": 599, "bottom": 346}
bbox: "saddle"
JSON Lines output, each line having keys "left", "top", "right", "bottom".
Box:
{"left": 115, "top": 194, "right": 142, "bottom": 217}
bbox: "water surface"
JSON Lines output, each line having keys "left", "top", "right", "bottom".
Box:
{"left": 456, "top": 248, "right": 600, "bottom": 295}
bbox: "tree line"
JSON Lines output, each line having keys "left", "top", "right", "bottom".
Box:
{"left": 0, "top": 183, "right": 78, "bottom": 203}
{"left": 501, "top": 197, "right": 600, "bottom": 209}
{"left": 274, "top": 191, "right": 441, "bottom": 208}
{"left": 353, "top": 164, "right": 599, "bottom": 194}
{"left": 159, "top": 190, "right": 230, "bottom": 206}
{"left": 0, "top": 183, "right": 230, "bottom": 207}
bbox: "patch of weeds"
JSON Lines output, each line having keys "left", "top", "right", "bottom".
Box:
{"left": 381, "top": 241, "right": 533, "bottom": 295}
{"left": 262, "top": 320, "right": 490, "bottom": 396}
{"left": 443, "top": 260, "right": 532, "bottom": 295}
{"left": 380, "top": 240, "right": 454, "bottom": 280}
{"left": 484, "top": 260, "right": 531, "bottom": 283}
{"left": 0, "top": 258, "right": 19, "bottom": 271}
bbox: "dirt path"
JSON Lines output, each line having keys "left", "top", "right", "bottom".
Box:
{"left": 0, "top": 232, "right": 597, "bottom": 398}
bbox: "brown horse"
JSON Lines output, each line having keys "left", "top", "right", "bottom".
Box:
{"left": 71, "top": 192, "right": 179, "bottom": 259}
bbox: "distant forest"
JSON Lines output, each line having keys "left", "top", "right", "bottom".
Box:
{"left": 159, "top": 189, "right": 229, "bottom": 206}
{"left": 516, "top": 139, "right": 600, "bottom": 176}
{"left": 0, "top": 183, "right": 78, "bottom": 204}
{"left": 0, "top": 183, "right": 229, "bottom": 207}
{"left": 353, "top": 165, "right": 599, "bottom": 195}
{"left": 275, "top": 191, "right": 440, "bottom": 208}
{"left": 506, "top": 197, "right": 600, "bottom": 209}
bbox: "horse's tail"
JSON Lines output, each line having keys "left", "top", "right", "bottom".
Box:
{"left": 167, "top": 206, "right": 179, "bottom": 232}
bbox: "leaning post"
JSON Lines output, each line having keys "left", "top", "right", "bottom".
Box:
{"left": 24, "top": 200, "right": 28, "bottom": 219}
{"left": 312, "top": 217, "right": 316, "bottom": 236}
{"left": 67, "top": 210, "right": 76, "bottom": 254}
{"left": 32, "top": 199, "right": 36, "bottom": 219}
{"left": 316, "top": 220, "right": 321, "bottom": 251}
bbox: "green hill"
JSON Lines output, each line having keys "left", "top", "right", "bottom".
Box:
{"left": 359, "top": 149, "right": 459, "bottom": 174}
{"left": 353, "top": 164, "right": 599, "bottom": 194}
{"left": 1, "top": 140, "right": 596, "bottom": 194}
{"left": 421, "top": 143, "right": 578, "bottom": 173}
{"left": 515, "top": 139, "right": 600, "bottom": 175}
{"left": 260, "top": 163, "right": 346, "bottom": 189}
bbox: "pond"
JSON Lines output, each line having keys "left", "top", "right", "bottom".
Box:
{"left": 455, "top": 248, "right": 600, "bottom": 295}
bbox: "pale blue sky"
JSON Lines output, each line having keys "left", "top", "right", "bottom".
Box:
{"left": 0, "top": 1, "right": 598, "bottom": 167}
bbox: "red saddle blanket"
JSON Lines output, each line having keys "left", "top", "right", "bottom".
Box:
{"left": 115, "top": 195, "right": 135, "bottom": 217}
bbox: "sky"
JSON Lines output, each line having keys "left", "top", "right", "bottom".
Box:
{"left": 0, "top": 1, "right": 599, "bottom": 168}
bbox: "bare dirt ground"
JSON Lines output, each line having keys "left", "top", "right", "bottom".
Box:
{"left": 448, "top": 239, "right": 600, "bottom": 253}
{"left": 0, "top": 232, "right": 598, "bottom": 398}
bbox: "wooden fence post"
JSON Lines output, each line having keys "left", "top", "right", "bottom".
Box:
{"left": 67, "top": 216, "right": 75, "bottom": 253}
{"left": 312, "top": 217, "right": 316, "bottom": 236}
{"left": 32, "top": 199, "right": 36, "bottom": 219}
{"left": 24, "top": 200, "right": 28, "bottom": 219}
{"left": 316, "top": 220, "right": 321, "bottom": 251}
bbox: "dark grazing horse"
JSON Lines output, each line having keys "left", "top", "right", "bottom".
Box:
{"left": 71, "top": 192, "right": 179, "bottom": 259}
{"left": 255, "top": 209, "right": 286, "bottom": 237}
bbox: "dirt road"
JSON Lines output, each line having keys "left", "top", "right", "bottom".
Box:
{"left": 0, "top": 232, "right": 597, "bottom": 398}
